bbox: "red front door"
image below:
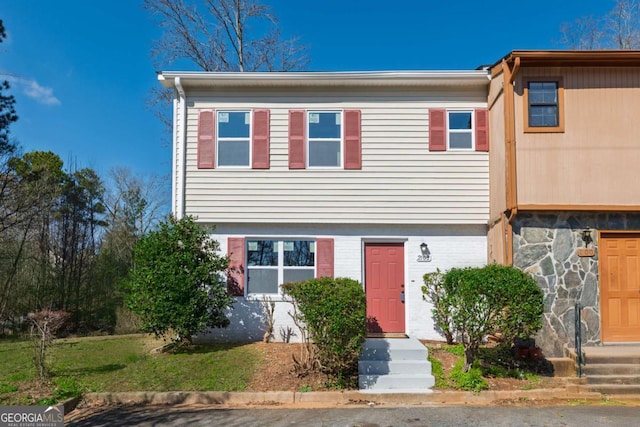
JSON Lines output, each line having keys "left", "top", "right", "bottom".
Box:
{"left": 365, "top": 242, "right": 405, "bottom": 333}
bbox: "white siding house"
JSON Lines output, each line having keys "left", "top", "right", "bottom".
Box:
{"left": 159, "top": 71, "right": 490, "bottom": 342}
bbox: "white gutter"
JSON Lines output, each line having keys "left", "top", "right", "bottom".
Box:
{"left": 174, "top": 77, "right": 186, "bottom": 219}
{"left": 158, "top": 70, "right": 490, "bottom": 89}
{"left": 159, "top": 70, "right": 489, "bottom": 80}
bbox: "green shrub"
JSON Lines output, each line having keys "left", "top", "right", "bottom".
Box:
{"left": 438, "top": 264, "right": 543, "bottom": 371}
{"left": 449, "top": 359, "right": 488, "bottom": 392}
{"left": 123, "top": 215, "right": 232, "bottom": 346}
{"left": 282, "top": 277, "right": 366, "bottom": 385}
{"left": 422, "top": 269, "right": 454, "bottom": 344}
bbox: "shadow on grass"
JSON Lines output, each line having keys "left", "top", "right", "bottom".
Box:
{"left": 57, "top": 364, "right": 126, "bottom": 376}
{"left": 0, "top": 340, "right": 32, "bottom": 353}
{"left": 170, "top": 342, "right": 249, "bottom": 355}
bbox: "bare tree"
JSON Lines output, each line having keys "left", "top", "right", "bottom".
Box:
{"left": 144, "top": 0, "right": 308, "bottom": 72}
{"left": 559, "top": 0, "right": 640, "bottom": 49}
{"left": 608, "top": 0, "right": 640, "bottom": 48}
{"left": 103, "top": 167, "right": 167, "bottom": 261}
{"left": 559, "top": 16, "right": 605, "bottom": 49}
{"left": 145, "top": 0, "right": 308, "bottom": 131}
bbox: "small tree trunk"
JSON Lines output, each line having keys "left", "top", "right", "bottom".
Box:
{"left": 444, "top": 331, "right": 454, "bottom": 346}
{"left": 463, "top": 344, "right": 478, "bottom": 372}
{"left": 38, "top": 324, "right": 47, "bottom": 379}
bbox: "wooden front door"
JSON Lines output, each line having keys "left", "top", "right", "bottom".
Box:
{"left": 600, "top": 233, "right": 640, "bottom": 342}
{"left": 364, "top": 242, "right": 405, "bottom": 334}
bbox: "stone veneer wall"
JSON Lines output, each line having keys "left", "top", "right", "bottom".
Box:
{"left": 512, "top": 212, "right": 640, "bottom": 357}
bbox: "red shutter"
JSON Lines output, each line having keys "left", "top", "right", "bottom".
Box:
{"left": 288, "top": 110, "right": 306, "bottom": 169}
{"left": 475, "top": 109, "right": 489, "bottom": 152}
{"left": 344, "top": 110, "right": 362, "bottom": 169}
{"left": 197, "top": 110, "right": 216, "bottom": 168}
{"left": 252, "top": 109, "right": 270, "bottom": 169}
{"left": 316, "top": 238, "right": 334, "bottom": 278}
{"left": 429, "top": 109, "right": 446, "bottom": 151}
{"left": 227, "top": 237, "right": 245, "bottom": 296}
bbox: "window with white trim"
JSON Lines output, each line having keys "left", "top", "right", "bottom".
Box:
{"left": 308, "top": 111, "right": 342, "bottom": 167}
{"left": 217, "top": 111, "right": 251, "bottom": 167}
{"left": 246, "top": 239, "right": 315, "bottom": 295}
{"left": 447, "top": 110, "right": 474, "bottom": 150}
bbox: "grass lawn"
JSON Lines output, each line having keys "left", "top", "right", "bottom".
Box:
{"left": 0, "top": 335, "right": 263, "bottom": 405}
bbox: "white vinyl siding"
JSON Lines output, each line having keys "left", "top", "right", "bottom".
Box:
{"left": 181, "top": 91, "right": 488, "bottom": 224}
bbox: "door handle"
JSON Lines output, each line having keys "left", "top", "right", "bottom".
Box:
{"left": 400, "top": 290, "right": 405, "bottom": 303}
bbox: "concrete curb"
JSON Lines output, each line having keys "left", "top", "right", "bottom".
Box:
{"left": 83, "top": 388, "right": 606, "bottom": 408}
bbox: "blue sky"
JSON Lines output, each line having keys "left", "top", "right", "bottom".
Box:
{"left": 1, "top": 0, "right": 612, "bottom": 181}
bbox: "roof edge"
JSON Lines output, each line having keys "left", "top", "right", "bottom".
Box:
{"left": 158, "top": 70, "right": 490, "bottom": 89}
{"left": 495, "top": 50, "right": 640, "bottom": 68}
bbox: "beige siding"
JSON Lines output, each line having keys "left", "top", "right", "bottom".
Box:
{"left": 487, "top": 218, "right": 506, "bottom": 264}
{"left": 181, "top": 90, "right": 489, "bottom": 224}
{"left": 515, "top": 67, "right": 640, "bottom": 206}
{"left": 488, "top": 75, "right": 507, "bottom": 218}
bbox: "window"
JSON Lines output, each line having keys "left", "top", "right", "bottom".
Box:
{"left": 246, "top": 239, "right": 315, "bottom": 295}
{"left": 447, "top": 111, "right": 474, "bottom": 150}
{"left": 217, "top": 111, "right": 251, "bottom": 166}
{"left": 523, "top": 77, "right": 564, "bottom": 133}
{"left": 308, "top": 111, "right": 342, "bottom": 167}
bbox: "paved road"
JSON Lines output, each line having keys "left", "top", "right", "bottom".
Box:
{"left": 67, "top": 405, "right": 640, "bottom": 427}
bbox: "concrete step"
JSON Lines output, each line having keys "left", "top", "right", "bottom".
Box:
{"left": 583, "top": 363, "right": 640, "bottom": 376}
{"left": 359, "top": 373, "right": 435, "bottom": 391}
{"left": 360, "top": 338, "right": 428, "bottom": 361}
{"left": 586, "top": 375, "right": 640, "bottom": 385}
{"left": 358, "top": 338, "right": 433, "bottom": 393}
{"left": 582, "top": 346, "right": 640, "bottom": 365}
{"left": 583, "top": 384, "right": 640, "bottom": 395}
{"left": 358, "top": 359, "right": 431, "bottom": 375}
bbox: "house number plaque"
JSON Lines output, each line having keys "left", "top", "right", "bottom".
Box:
{"left": 577, "top": 248, "right": 595, "bottom": 257}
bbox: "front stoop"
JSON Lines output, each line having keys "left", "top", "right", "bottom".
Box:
{"left": 569, "top": 345, "right": 640, "bottom": 395}
{"left": 358, "top": 337, "right": 434, "bottom": 394}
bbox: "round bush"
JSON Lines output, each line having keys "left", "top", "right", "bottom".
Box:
{"left": 283, "top": 277, "right": 366, "bottom": 382}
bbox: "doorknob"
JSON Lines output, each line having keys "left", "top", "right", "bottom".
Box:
{"left": 400, "top": 290, "right": 405, "bottom": 303}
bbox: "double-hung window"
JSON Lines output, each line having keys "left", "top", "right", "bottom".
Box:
{"left": 217, "top": 111, "right": 251, "bottom": 167}
{"left": 246, "top": 239, "right": 315, "bottom": 295}
{"left": 524, "top": 78, "right": 564, "bottom": 133}
{"left": 308, "top": 111, "right": 342, "bottom": 167}
{"left": 447, "top": 111, "right": 474, "bottom": 150}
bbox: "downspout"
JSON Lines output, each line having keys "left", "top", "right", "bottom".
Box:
{"left": 504, "top": 57, "right": 520, "bottom": 265}
{"left": 171, "top": 96, "right": 178, "bottom": 217}
{"left": 174, "top": 77, "right": 187, "bottom": 219}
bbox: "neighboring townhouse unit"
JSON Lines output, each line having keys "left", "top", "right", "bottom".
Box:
{"left": 158, "top": 71, "right": 490, "bottom": 342}
{"left": 488, "top": 51, "right": 640, "bottom": 357}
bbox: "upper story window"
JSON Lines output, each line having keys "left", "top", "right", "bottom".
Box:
{"left": 447, "top": 111, "right": 474, "bottom": 150}
{"left": 246, "top": 239, "right": 315, "bottom": 295}
{"left": 217, "top": 111, "right": 251, "bottom": 167}
{"left": 428, "top": 109, "right": 488, "bottom": 152}
{"left": 523, "top": 77, "right": 565, "bottom": 133}
{"left": 197, "top": 109, "right": 270, "bottom": 170}
{"left": 308, "top": 111, "right": 342, "bottom": 168}
{"left": 288, "top": 110, "right": 361, "bottom": 170}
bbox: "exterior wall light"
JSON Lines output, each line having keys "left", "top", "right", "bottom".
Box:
{"left": 418, "top": 242, "right": 432, "bottom": 262}
{"left": 581, "top": 228, "right": 592, "bottom": 247}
